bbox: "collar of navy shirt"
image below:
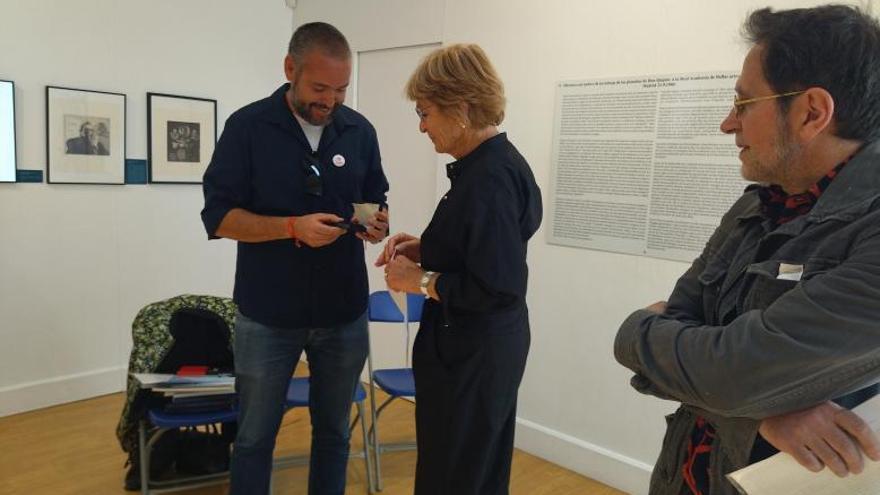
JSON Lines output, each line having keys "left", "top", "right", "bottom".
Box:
{"left": 262, "top": 83, "right": 358, "bottom": 154}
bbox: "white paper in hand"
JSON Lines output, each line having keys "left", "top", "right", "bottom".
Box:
{"left": 353, "top": 202, "right": 380, "bottom": 225}
{"left": 726, "top": 395, "right": 880, "bottom": 495}
{"left": 390, "top": 289, "right": 408, "bottom": 319}
{"left": 385, "top": 249, "right": 408, "bottom": 319}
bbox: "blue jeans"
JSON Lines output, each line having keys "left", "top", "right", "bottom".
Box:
{"left": 229, "top": 311, "right": 368, "bottom": 495}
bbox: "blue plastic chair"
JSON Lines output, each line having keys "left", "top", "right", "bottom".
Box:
{"left": 365, "top": 290, "right": 425, "bottom": 491}
{"left": 279, "top": 377, "right": 374, "bottom": 492}
{"left": 138, "top": 378, "right": 373, "bottom": 494}
{"left": 138, "top": 405, "right": 237, "bottom": 494}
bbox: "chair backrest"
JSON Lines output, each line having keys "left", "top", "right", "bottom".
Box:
{"left": 156, "top": 308, "right": 234, "bottom": 374}
{"left": 368, "top": 291, "right": 424, "bottom": 368}
{"left": 118, "top": 295, "right": 237, "bottom": 456}
{"left": 367, "top": 291, "right": 425, "bottom": 323}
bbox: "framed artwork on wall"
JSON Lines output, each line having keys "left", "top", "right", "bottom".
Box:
{"left": 0, "top": 79, "right": 16, "bottom": 183}
{"left": 46, "top": 86, "right": 126, "bottom": 184}
{"left": 147, "top": 92, "right": 217, "bottom": 184}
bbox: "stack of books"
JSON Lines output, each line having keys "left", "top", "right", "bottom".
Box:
{"left": 133, "top": 372, "right": 236, "bottom": 413}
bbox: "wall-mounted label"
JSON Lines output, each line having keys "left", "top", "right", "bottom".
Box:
{"left": 15, "top": 169, "right": 43, "bottom": 183}
{"left": 125, "top": 159, "right": 148, "bottom": 184}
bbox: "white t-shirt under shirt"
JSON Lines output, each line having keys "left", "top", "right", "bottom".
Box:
{"left": 294, "top": 113, "right": 324, "bottom": 153}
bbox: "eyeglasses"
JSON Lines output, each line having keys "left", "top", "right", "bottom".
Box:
{"left": 415, "top": 103, "right": 436, "bottom": 121}
{"left": 302, "top": 154, "right": 323, "bottom": 197}
{"left": 732, "top": 91, "right": 805, "bottom": 118}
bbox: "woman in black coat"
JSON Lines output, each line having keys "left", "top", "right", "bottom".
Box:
{"left": 377, "top": 43, "right": 543, "bottom": 495}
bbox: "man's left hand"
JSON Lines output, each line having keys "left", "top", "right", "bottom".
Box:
{"left": 759, "top": 401, "right": 880, "bottom": 477}
{"left": 356, "top": 208, "right": 389, "bottom": 244}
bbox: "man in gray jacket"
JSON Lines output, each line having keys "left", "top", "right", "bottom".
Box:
{"left": 615, "top": 5, "right": 880, "bottom": 494}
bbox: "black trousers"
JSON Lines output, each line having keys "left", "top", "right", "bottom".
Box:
{"left": 412, "top": 322, "right": 530, "bottom": 495}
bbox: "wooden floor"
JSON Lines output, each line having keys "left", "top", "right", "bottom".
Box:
{"left": 0, "top": 383, "right": 626, "bottom": 495}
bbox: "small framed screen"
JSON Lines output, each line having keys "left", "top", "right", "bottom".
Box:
{"left": 0, "top": 80, "right": 16, "bottom": 182}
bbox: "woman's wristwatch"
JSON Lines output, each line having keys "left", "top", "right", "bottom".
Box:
{"left": 420, "top": 271, "right": 436, "bottom": 296}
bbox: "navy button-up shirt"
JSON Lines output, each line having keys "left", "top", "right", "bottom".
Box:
{"left": 201, "top": 84, "right": 389, "bottom": 328}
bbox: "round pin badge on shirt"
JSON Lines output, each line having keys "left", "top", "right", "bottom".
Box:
{"left": 332, "top": 154, "right": 346, "bottom": 167}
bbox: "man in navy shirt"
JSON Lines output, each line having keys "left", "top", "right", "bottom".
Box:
{"left": 201, "top": 22, "right": 389, "bottom": 495}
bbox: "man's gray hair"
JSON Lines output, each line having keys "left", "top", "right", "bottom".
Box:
{"left": 288, "top": 22, "right": 351, "bottom": 65}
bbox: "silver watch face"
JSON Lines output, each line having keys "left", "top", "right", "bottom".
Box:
{"left": 420, "top": 271, "right": 433, "bottom": 290}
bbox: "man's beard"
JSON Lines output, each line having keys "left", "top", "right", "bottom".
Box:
{"left": 770, "top": 116, "right": 802, "bottom": 189}
{"left": 742, "top": 114, "right": 801, "bottom": 187}
{"left": 292, "top": 89, "right": 338, "bottom": 126}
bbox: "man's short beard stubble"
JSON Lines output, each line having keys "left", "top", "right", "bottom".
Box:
{"left": 291, "top": 70, "right": 338, "bottom": 126}
{"left": 743, "top": 110, "right": 801, "bottom": 188}
{"left": 771, "top": 112, "right": 802, "bottom": 189}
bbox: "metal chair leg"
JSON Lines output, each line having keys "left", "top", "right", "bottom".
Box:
{"left": 138, "top": 420, "right": 150, "bottom": 495}
{"left": 366, "top": 326, "right": 383, "bottom": 491}
{"left": 349, "top": 409, "right": 361, "bottom": 433}
{"left": 356, "top": 401, "right": 375, "bottom": 493}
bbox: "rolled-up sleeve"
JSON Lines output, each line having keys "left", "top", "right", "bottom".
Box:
{"left": 201, "top": 116, "right": 250, "bottom": 239}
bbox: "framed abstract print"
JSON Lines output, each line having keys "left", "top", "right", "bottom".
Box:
{"left": 147, "top": 92, "right": 217, "bottom": 184}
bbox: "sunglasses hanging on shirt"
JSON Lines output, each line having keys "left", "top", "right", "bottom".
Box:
{"left": 301, "top": 153, "right": 323, "bottom": 196}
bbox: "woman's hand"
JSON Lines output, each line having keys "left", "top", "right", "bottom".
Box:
{"left": 384, "top": 254, "right": 423, "bottom": 293}
{"left": 375, "top": 232, "right": 420, "bottom": 267}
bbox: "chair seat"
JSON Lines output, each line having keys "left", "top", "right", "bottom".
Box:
{"left": 285, "top": 377, "right": 367, "bottom": 408}
{"left": 148, "top": 408, "right": 238, "bottom": 429}
{"left": 148, "top": 378, "right": 324, "bottom": 428}
{"left": 373, "top": 368, "right": 415, "bottom": 397}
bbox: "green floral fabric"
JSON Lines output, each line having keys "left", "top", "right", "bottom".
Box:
{"left": 115, "top": 294, "right": 237, "bottom": 453}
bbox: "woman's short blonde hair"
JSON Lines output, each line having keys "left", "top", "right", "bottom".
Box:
{"left": 406, "top": 43, "right": 505, "bottom": 127}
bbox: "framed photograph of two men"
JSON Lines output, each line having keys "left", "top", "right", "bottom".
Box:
{"left": 46, "top": 86, "right": 126, "bottom": 184}
{"left": 147, "top": 93, "right": 217, "bottom": 184}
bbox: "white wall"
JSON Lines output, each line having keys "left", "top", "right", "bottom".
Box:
{"left": 0, "top": 0, "right": 293, "bottom": 416}
{"left": 288, "top": 1, "right": 446, "bottom": 53}
{"left": 293, "top": 1, "right": 874, "bottom": 494}
{"left": 4, "top": 0, "right": 876, "bottom": 491}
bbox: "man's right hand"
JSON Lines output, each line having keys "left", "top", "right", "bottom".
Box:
{"left": 758, "top": 401, "right": 880, "bottom": 477}
{"left": 293, "top": 213, "right": 345, "bottom": 247}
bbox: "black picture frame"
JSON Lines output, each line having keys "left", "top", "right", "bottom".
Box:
{"left": 0, "top": 79, "right": 16, "bottom": 183}
{"left": 147, "top": 92, "right": 217, "bottom": 184}
{"left": 46, "top": 85, "right": 126, "bottom": 185}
